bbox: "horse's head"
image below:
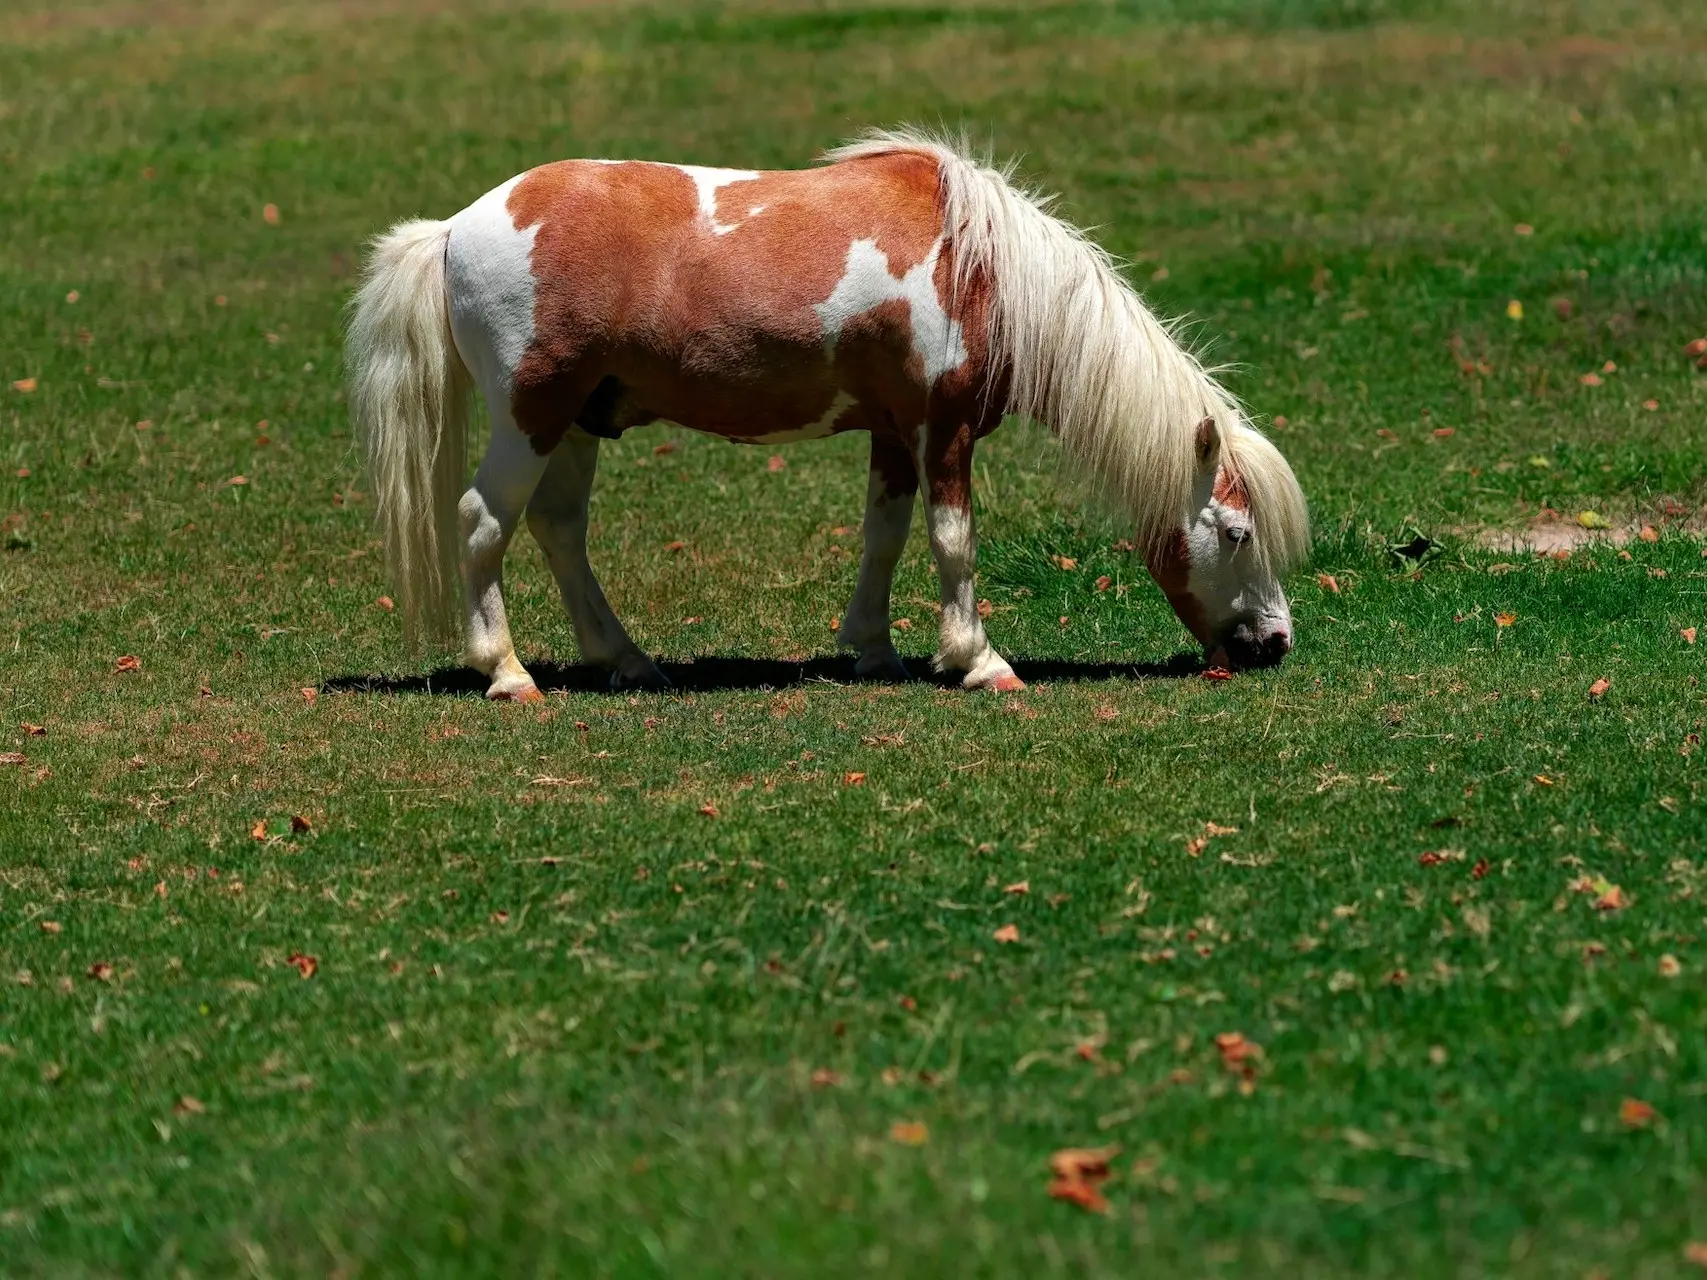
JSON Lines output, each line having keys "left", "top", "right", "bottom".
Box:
{"left": 1146, "top": 416, "right": 1303, "bottom": 670}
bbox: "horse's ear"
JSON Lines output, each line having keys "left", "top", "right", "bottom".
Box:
{"left": 1194, "top": 416, "right": 1221, "bottom": 466}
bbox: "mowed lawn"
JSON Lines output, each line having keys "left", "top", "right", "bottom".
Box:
{"left": 3, "top": 0, "right": 1706, "bottom": 1274}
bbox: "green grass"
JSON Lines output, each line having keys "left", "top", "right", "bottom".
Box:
{"left": 3, "top": 0, "right": 1706, "bottom": 1274}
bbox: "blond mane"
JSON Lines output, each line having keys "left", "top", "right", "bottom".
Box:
{"left": 824, "top": 129, "right": 1309, "bottom": 576}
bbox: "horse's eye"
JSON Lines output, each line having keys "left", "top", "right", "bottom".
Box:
{"left": 1226, "top": 526, "right": 1251, "bottom": 545}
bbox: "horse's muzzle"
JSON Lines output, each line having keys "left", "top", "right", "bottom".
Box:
{"left": 1213, "top": 622, "right": 1292, "bottom": 670}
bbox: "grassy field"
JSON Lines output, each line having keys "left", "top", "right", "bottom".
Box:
{"left": 4, "top": 0, "right": 1706, "bottom": 1274}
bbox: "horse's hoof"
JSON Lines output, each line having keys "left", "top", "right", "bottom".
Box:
{"left": 609, "top": 654, "right": 670, "bottom": 692}
{"left": 988, "top": 673, "right": 1026, "bottom": 693}
{"left": 854, "top": 650, "right": 911, "bottom": 683}
{"left": 488, "top": 682, "right": 544, "bottom": 704}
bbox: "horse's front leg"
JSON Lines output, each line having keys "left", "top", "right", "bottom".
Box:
{"left": 461, "top": 409, "right": 549, "bottom": 701}
{"left": 920, "top": 423, "right": 1023, "bottom": 692}
{"left": 837, "top": 434, "right": 916, "bottom": 682}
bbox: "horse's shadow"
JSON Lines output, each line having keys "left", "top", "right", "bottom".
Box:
{"left": 322, "top": 651, "right": 1205, "bottom": 696}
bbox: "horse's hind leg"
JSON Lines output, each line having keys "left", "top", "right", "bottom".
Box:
{"left": 461, "top": 406, "right": 549, "bottom": 701}
{"left": 838, "top": 434, "right": 915, "bottom": 681}
{"left": 526, "top": 427, "right": 668, "bottom": 691}
{"left": 920, "top": 424, "right": 1023, "bottom": 692}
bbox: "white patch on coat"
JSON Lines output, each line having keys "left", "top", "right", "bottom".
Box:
{"left": 749, "top": 391, "right": 856, "bottom": 445}
{"left": 445, "top": 173, "right": 539, "bottom": 395}
{"left": 668, "top": 164, "right": 761, "bottom": 235}
{"left": 813, "top": 238, "right": 968, "bottom": 383}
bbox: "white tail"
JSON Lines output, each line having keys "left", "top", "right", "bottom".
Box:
{"left": 347, "top": 218, "right": 470, "bottom": 650}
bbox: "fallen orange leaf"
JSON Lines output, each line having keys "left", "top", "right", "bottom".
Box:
{"left": 1638, "top": 525, "right": 1658, "bottom": 543}
{"left": 1433, "top": 426, "right": 1455, "bottom": 438}
{"left": 1202, "top": 667, "right": 1233, "bottom": 682}
{"left": 810, "top": 1067, "right": 840, "bottom": 1087}
{"left": 22, "top": 723, "right": 45, "bottom": 736}
{"left": 0, "top": 752, "right": 24, "bottom": 766}
{"left": 376, "top": 595, "right": 394, "bottom": 612}
{"left": 1185, "top": 835, "right": 1208, "bottom": 857}
{"left": 290, "top": 815, "right": 311, "bottom": 833}
{"left": 300, "top": 687, "right": 318, "bottom": 704}
{"left": 1047, "top": 1145, "right": 1118, "bottom": 1215}
{"left": 114, "top": 655, "right": 141, "bottom": 673}
{"left": 652, "top": 440, "right": 677, "bottom": 456}
{"left": 1619, "top": 1097, "right": 1656, "bottom": 1128}
{"left": 1495, "top": 612, "right": 1516, "bottom": 627}
{"left": 1594, "top": 883, "right": 1627, "bottom": 911}
{"left": 664, "top": 540, "right": 686, "bottom": 552}
{"left": 843, "top": 771, "right": 866, "bottom": 786}
{"left": 767, "top": 455, "right": 786, "bottom": 472}
{"left": 39, "top": 920, "right": 61, "bottom": 934}
{"left": 1580, "top": 372, "right": 1602, "bottom": 386}
{"left": 1204, "top": 821, "right": 1238, "bottom": 836}
{"left": 1003, "top": 880, "right": 1030, "bottom": 895}
{"left": 992, "top": 923, "right": 1020, "bottom": 943}
{"left": 1687, "top": 338, "right": 1707, "bottom": 358}
{"left": 1053, "top": 555, "right": 1077, "bottom": 570}
{"left": 173, "top": 1095, "right": 205, "bottom": 1116}
{"left": 1095, "top": 574, "right": 1111, "bottom": 591}
{"left": 1317, "top": 573, "right": 1340, "bottom": 593}
{"left": 890, "top": 1120, "right": 929, "bottom": 1146}
{"left": 1588, "top": 677, "right": 1611, "bottom": 699}
{"left": 12, "top": 378, "right": 37, "bottom": 393}
{"left": 250, "top": 818, "right": 268, "bottom": 840}
{"left": 224, "top": 475, "right": 248, "bottom": 487}
{"left": 87, "top": 962, "right": 113, "bottom": 981}
{"left": 262, "top": 203, "right": 280, "bottom": 224}
{"left": 1684, "top": 1240, "right": 1707, "bottom": 1268}
{"left": 698, "top": 803, "right": 719, "bottom": 818}
{"left": 1683, "top": 628, "right": 1697, "bottom": 645}
{"left": 286, "top": 952, "right": 318, "bottom": 979}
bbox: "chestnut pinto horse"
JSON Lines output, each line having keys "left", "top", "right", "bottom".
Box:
{"left": 348, "top": 131, "right": 1309, "bottom": 701}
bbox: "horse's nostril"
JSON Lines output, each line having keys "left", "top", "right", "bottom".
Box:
{"left": 1266, "top": 631, "right": 1292, "bottom": 658}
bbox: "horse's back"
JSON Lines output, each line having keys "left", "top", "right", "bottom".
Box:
{"left": 447, "top": 149, "right": 965, "bottom": 449}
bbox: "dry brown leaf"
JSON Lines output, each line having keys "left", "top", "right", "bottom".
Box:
{"left": 224, "top": 475, "right": 248, "bottom": 487}
{"left": 250, "top": 818, "right": 268, "bottom": 840}
{"left": 1587, "top": 677, "right": 1611, "bottom": 699}
{"left": 1658, "top": 954, "right": 1682, "bottom": 978}
{"left": 1204, "top": 821, "right": 1239, "bottom": 837}
{"left": 992, "top": 923, "right": 1020, "bottom": 943}
{"left": 1185, "top": 835, "right": 1208, "bottom": 857}
{"left": 810, "top": 1067, "right": 841, "bottom": 1087}
{"left": 0, "top": 752, "right": 25, "bottom": 766}
{"left": 1684, "top": 1241, "right": 1707, "bottom": 1268}
{"left": 300, "top": 687, "right": 318, "bottom": 704}
{"left": 1201, "top": 667, "right": 1233, "bottom": 682}
{"left": 290, "top": 815, "right": 311, "bottom": 834}
{"left": 698, "top": 803, "right": 719, "bottom": 818}
{"left": 652, "top": 440, "right": 677, "bottom": 456}
{"left": 1594, "top": 883, "right": 1628, "bottom": 911}
{"left": 12, "top": 378, "right": 38, "bottom": 393}
{"left": 767, "top": 455, "right": 786, "bottom": 473}
{"left": 890, "top": 617, "right": 912, "bottom": 631}
{"left": 976, "top": 598, "right": 993, "bottom": 618}
{"left": 287, "top": 952, "right": 318, "bottom": 979}
{"left": 1433, "top": 427, "right": 1455, "bottom": 438}
{"left": 1580, "top": 372, "right": 1602, "bottom": 386}
{"left": 1495, "top": 612, "right": 1517, "bottom": 627}
{"left": 262, "top": 203, "right": 281, "bottom": 224}
{"left": 174, "top": 1095, "right": 205, "bottom": 1116}
{"left": 1637, "top": 525, "right": 1659, "bottom": 543}
{"left": 1317, "top": 573, "right": 1340, "bottom": 593}
{"left": 39, "top": 920, "right": 61, "bottom": 934}
{"left": 889, "top": 1120, "right": 929, "bottom": 1146}
{"left": 843, "top": 771, "right": 866, "bottom": 786}
{"left": 1053, "top": 555, "right": 1077, "bottom": 570}
{"left": 114, "top": 655, "right": 141, "bottom": 673}
{"left": 21, "top": 723, "right": 45, "bottom": 736}
{"left": 1644, "top": 399, "right": 1659, "bottom": 411}
{"left": 665, "top": 540, "right": 686, "bottom": 552}
{"left": 1003, "top": 880, "right": 1030, "bottom": 895}
{"left": 1095, "top": 574, "right": 1112, "bottom": 592}
{"left": 1686, "top": 338, "right": 1707, "bottom": 358}
{"left": 376, "top": 595, "right": 394, "bottom": 612}
{"left": 87, "top": 962, "right": 113, "bottom": 981}
{"left": 1682, "top": 627, "right": 1696, "bottom": 645}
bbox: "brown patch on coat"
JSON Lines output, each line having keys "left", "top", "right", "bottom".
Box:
{"left": 1147, "top": 529, "right": 1209, "bottom": 645}
{"left": 1212, "top": 466, "right": 1249, "bottom": 511}
{"left": 503, "top": 152, "right": 961, "bottom": 455}
{"left": 869, "top": 434, "right": 918, "bottom": 500}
